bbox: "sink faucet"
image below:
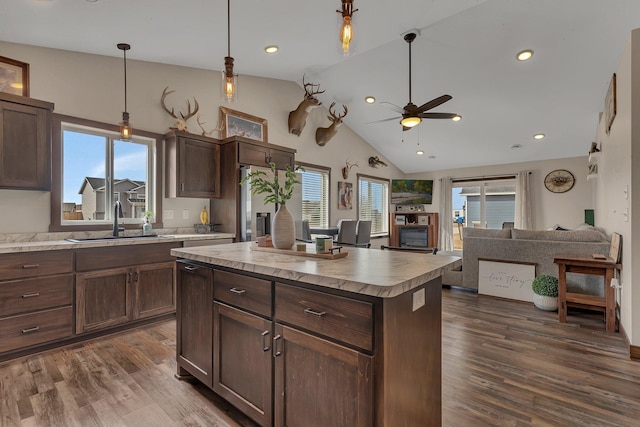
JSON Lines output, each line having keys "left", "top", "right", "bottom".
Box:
{"left": 113, "top": 201, "right": 124, "bottom": 237}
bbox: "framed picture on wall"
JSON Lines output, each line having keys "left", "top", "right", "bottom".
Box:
{"left": 0, "top": 55, "right": 29, "bottom": 97}
{"left": 220, "top": 107, "right": 268, "bottom": 142}
{"left": 338, "top": 181, "right": 353, "bottom": 210}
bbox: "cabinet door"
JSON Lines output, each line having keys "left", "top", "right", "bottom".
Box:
{"left": 238, "top": 142, "right": 269, "bottom": 167}
{"left": 76, "top": 267, "right": 132, "bottom": 334}
{"left": 176, "top": 262, "right": 213, "bottom": 387}
{"left": 179, "top": 137, "right": 220, "bottom": 198}
{"left": 268, "top": 148, "right": 294, "bottom": 170}
{"left": 0, "top": 100, "right": 51, "bottom": 190}
{"left": 133, "top": 261, "right": 176, "bottom": 320}
{"left": 213, "top": 302, "right": 273, "bottom": 427}
{"left": 273, "top": 324, "right": 373, "bottom": 427}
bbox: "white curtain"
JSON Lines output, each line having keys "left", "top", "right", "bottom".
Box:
{"left": 439, "top": 177, "right": 454, "bottom": 251}
{"left": 515, "top": 170, "right": 532, "bottom": 229}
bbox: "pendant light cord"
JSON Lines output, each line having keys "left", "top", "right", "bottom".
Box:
{"left": 123, "top": 48, "right": 128, "bottom": 112}
{"left": 227, "top": 0, "right": 231, "bottom": 57}
{"left": 408, "top": 39, "right": 412, "bottom": 104}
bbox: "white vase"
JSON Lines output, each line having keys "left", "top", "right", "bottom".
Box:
{"left": 271, "top": 203, "right": 295, "bottom": 249}
{"left": 533, "top": 294, "right": 558, "bottom": 311}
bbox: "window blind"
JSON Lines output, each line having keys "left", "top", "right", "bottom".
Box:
{"left": 299, "top": 168, "right": 329, "bottom": 228}
{"left": 358, "top": 176, "right": 389, "bottom": 236}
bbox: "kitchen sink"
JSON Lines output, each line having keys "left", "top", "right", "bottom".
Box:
{"left": 66, "top": 235, "right": 162, "bottom": 243}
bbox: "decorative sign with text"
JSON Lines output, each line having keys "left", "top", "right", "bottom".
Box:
{"left": 478, "top": 259, "right": 536, "bottom": 302}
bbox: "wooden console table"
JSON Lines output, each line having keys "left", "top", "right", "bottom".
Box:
{"left": 553, "top": 254, "right": 621, "bottom": 332}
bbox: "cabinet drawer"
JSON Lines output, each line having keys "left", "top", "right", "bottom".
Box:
{"left": 0, "top": 251, "right": 73, "bottom": 280}
{"left": 0, "top": 274, "right": 73, "bottom": 317}
{"left": 0, "top": 306, "right": 73, "bottom": 353}
{"left": 275, "top": 283, "right": 373, "bottom": 351}
{"left": 214, "top": 270, "right": 272, "bottom": 317}
{"left": 76, "top": 242, "right": 179, "bottom": 272}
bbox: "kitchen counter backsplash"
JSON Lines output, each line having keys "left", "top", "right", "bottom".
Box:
{"left": 0, "top": 228, "right": 216, "bottom": 244}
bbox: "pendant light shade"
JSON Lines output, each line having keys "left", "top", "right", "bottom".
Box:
{"left": 222, "top": 0, "right": 238, "bottom": 102}
{"left": 337, "top": 0, "right": 358, "bottom": 56}
{"left": 117, "top": 43, "right": 131, "bottom": 140}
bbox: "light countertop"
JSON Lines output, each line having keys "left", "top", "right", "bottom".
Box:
{"left": 171, "top": 242, "right": 461, "bottom": 298}
{"left": 0, "top": 232, "right": 235, "bottom": 254}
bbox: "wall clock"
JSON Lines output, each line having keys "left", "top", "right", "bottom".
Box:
{"left": 544, "top": 169, "right": 575, "bottom": 193}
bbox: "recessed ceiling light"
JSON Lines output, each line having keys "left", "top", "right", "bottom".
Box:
{"left": 428, "top": 155, "right": 436, "bottom": 159}
{"left": 416, "top": 150, "right": 424, "bottom": 155}
{"left": 85, "top": 0, "right": 99, "bottom": 2}
{"left": 452, "top": 115, "right": 461, "bottom": 122}
{"left": 516, "top": 50, "right": 533, "bottom": 61}
{"left": 533, "top": 133, "right": 545, "bottom": 140}
{"left": 511, "top": 144, "right": 522, "bottom": 149}
{"left": 365, "top": 96, "right": 376, "bottom": 104}
{"left": 264, "top": 45, "right": 279, "bottom": 54}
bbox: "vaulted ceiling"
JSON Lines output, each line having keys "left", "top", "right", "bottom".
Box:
{"left": 2, "top": 0, "right": 640, "bottom": 173}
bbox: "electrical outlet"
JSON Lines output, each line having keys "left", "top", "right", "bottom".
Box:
{"left": 412, "top": 288, "right": 425, "bottom": 312}
{"left": 182, "top": 209, "right": 189, "bottom": 219}
{"left": 164, "top": 210, "right": 174, "bottom": 220}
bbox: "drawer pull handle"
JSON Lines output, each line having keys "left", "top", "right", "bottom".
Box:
{"left": 261, "top": 330, "right": 270, "bottom": 352}
{"left": 304, "top": 308, "right": 326, "bottom": 317}
{"left": 273, "top": 334, "right": 282, "bottom": 357}
{"left": 184, "top": 266, "right": 198, "bottom": 271}
{"left": 22, "top": 326, "right": 40, "bottom": 334}
{"left": 22, "top": 292, "right": 40, "bottom": 298}
{"left": 230, "top": 288, "right": 246, "bottom": 295}
{"left": 22, "top": 264, "right": 40, "bottom": 269}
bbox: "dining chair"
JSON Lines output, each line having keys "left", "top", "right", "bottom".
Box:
{"left": 355, "top": 220, "right": 372, "bottom": 248}
{"left": 335, "top": 220, "right": 358, "bottom": 246}
{"left": 295, "top": 220, "right": 312, "bottom": 242}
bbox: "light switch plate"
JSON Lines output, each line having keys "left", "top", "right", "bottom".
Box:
{"left": 182, "top": 209, "right": 189, "bottom": 219}
{"left": 412, "top": 288, "right": 425, "bottom": 312}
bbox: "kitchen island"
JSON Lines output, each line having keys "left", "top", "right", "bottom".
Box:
{"left": 171, "top": 242, "right": 460, "bottom": 427}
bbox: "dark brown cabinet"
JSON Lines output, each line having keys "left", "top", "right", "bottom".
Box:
{"left": 213, "top": 302, "right": 273, "bottom": 427}
{"left": 237, "top": 139, "right": 294, "bottom": 170}
{"left": 0, "top": 93, "right": 53, "bottom": 190}
{"left": 165, "top": 131, "right": 221, "bottom": 198}
{"left": 76, "top": 266, "right": 131, "bottom": 334}
{"left": 0, "top": 250, "right": 73, "bottom": 355}
{"left": 389, "top": 212, "right": 439, "bottom": 248}
{"left": 134, "top": 261, "right": 176, "bottom": 320}
{"left": 176, "top": 261, "right": 213, "bottom": 387}
{"left": 273, "top": 324, "right": 373, "bottom": 427}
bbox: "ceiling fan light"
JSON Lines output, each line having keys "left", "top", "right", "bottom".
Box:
{"left": 400, "top": 116, "right": 421, "bottom": 127}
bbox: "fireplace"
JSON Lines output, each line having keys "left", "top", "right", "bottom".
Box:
{"left": 399, "top": 226, "right": 429, "bottom": 248}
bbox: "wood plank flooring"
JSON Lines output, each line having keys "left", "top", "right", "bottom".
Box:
{"left": 1, "top": 288, "right": 638, "bottom": 426}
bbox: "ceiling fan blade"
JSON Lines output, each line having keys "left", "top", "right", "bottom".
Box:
{"left": 419, "top": 112, "right": 458, "bottom": 119}
{"left": 415, "top": 94, "right": 453, "bottom": 113}
{"left": 365, "top": 116, "right": 401, "bottom": 124}
{"left": 380, "top": 102, "right": 405, "bottom": 114}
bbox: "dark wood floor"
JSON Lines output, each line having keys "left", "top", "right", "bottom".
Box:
{"left": 1, "top": 288, "right": 638, "bottom": 427}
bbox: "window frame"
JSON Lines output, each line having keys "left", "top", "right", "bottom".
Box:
{"left": 357, "top": 173, "right": 390, "bottom": 237}
{"left": 296, "top": 161, "right": 331, "bottom": 228}
{"left": 453, "top": 175, "right": 516, "bottom": 230}
{"left": 50, "top": 113, "right": 163, "bottom": 232}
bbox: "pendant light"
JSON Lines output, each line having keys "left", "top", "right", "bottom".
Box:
{"left": 117, "top": 43, "right": 131, "bottom": 140}
{"left": 337, "top": 0, "right": 358, "bottom": 56}
{"left": 222, "top": 0, "right": 238, "bottom": 102}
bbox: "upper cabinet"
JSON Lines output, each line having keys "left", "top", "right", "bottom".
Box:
{"left": 233, "top": 136, "right": 295, "bottom": 170}
{"left": 0, "top": 93, "right": 54, "bottom": 191}
{"left": 165, "top": 131, "right": 221, "bottom": 198}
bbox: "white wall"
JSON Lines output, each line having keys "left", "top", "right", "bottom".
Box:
{"left": 592, "top": 29, "right": 638, "bottom": 347}
{"left": 405, "top": 156, "right": 593, "bottom": 230}
{"left": 0, "top": 41, "right": 402, "bottom": 234}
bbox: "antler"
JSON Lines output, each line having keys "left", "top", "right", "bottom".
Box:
{"left": 180, "top": 98, "right": 199, "bottom": 122}
{"left": 161, "top": 87, "right": 178, "bottom": 119}
{"left": 302, "top": 74, "right": 325, "bottom": 98}
{"left": 197, "top": 115, "right": 225, "bottom": 137}
{"left": 328, "top": 102, "right": 348, "bottom": 122}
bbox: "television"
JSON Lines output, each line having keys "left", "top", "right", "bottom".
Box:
{"left": 391, "top": 179, "right": 433, "bottom": 205}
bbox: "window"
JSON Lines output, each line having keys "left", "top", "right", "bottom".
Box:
{"left": 297, "top": 163, "right": 330, "bottom": 228}
{"left": 358, "top": 174, "right": 389, "bottom": 236}
{"left": 50, "top": 115, "right": 163, "bottom": 231}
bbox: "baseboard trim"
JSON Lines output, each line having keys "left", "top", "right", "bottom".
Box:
{"left": 631, "top": 345, "right": 640, "bottom": 361}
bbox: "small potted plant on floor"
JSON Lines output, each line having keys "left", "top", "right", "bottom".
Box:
{"left": 532, "top": 274, "right": 558, "bottom": 311}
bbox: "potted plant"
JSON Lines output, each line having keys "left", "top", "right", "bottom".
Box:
{"left": 532, "top": 274, "right": 558, "bottom": 311}
{"left": 240, "top": 162, "right": 302, "bottom": 249}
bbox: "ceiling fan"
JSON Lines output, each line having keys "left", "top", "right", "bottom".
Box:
{"left": 375, "top": 32, "right": 458, "bottom": 131}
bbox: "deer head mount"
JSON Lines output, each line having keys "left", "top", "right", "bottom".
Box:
{"left": 341, "top": 159, "right": 359, "bottom": 179}
{"left": 161, "top": 87, "right": 200, "bottom": 132}
{"left": 197, "top": 115, "right": 225, "bottom": 138}
{"left": 288, "top": 75, "right": 325, "bottom": 136}
{"left": 315, "top": 102, "right": 348, "bottom": 146}
{"left": 368, "top": 156, "right": 388, "bottom": 168}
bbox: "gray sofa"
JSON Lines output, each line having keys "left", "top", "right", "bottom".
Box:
{"left": 462, "top": 227, "right": 610, "bottom": 295}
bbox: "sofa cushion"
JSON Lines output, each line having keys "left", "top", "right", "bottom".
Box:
{"left": 463, "top": 228, "right": 511, "bottom": 238}
{"left": 511, "top": 228, "right": 607, "bottom": 242}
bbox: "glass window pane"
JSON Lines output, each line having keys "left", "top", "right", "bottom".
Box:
{"left": 62, "top": 130, "right": 106, "bottom": 221}
{"left": 300, "top": 168, "right": 329, "bottom": 228}
{"left": 114, "top": 139, "right": 149, "bottom": 220}
{"left": 358, "top": 177, "right": 389, "bottom": 235}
